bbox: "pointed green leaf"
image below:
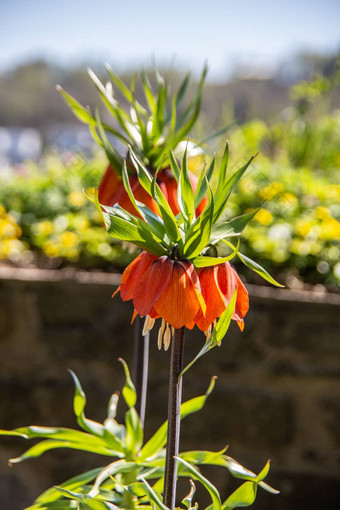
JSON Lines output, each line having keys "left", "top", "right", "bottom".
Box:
{"left": 237, "top": 252, "right": 284, "bottom": 287}
{"left": 0, "top": 429, "right": 27, "bottom": 438}
{"left": 103, "top": 210, "right": 167, "bottom": 256}
{"left": 194, "top": 157, "right": 215, "bottom": 209}
{"left": 125, "top": 407, "right": 143, "bottom": 455}
{"left": 210, "top": 210, "right": 259, "bottom": 243}
{"left": 222, "top": 481, "right": 257, "bottom": 510}
{"left": 177, "top": 147, "right": 195, "bottom": 224}
{"left": 183, "top": 181, "right": 214, "bottom": 258}
{"left": 213, "top": 154, "right": 258, "bottom": 223}
{"left": 182, "top": 480, "right": 197, "bottom": 509}
{"left": 176, "top": 457, "right": 221, "bottom": 510}
{"left": 118, "top": 358, "right": 137, "bottom": 409}
{"left": 69, "top": 369, "right": 86, "bottom": 416}
{"left": 256, "top": 460, "right": 271, "bottom": 483}
{"left": 169, "top": 150, "right": 180, "bottom": 181}
{"left": 140, "top": 478, "right": 168, "bottom": 510}
{"left": 9, "top": 438, "right": 116, "bottom": 464}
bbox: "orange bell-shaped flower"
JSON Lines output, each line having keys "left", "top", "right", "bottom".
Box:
{"left": 115, "top": 252, "right": 206, "bottom": 330}
{"left": 195, "top": 262, "right": 249, "bottom": 332}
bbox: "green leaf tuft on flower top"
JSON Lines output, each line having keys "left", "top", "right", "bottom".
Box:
{"left": 177, "top": 146, "right": 195, "bottom": 226}
{"left": 58, "top": 65, "right": 208, "bottom": 171}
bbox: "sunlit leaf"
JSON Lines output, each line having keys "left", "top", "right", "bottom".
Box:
{"left": 176, "top": 457, "right": 221, "bottom": 510}
{"left": 237, "top": 252, "right": 284, "bottom": 287}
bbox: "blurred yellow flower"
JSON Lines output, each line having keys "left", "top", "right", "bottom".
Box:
{"left": 255, "top": 209, "right": 273, "bottom": 226}
{"left": 316, "top": 206, "right": 331, "bottom": 220}
{"left": 43, "top": 241, "right": 60, "bottom": 258}
{"left": 35, "top": 221, "right": 54, "bottom": 237}
{"left": 68, "top": 191, "right": 86, "bottom": 208}
{"left": 259, "top": 181, "right": 283, "bottom": 201}
{"left": 60, "top": 231, "right": 79, "bottom": 247}
{"left": 295, "top": 219, "right": 311, "bottom": 238}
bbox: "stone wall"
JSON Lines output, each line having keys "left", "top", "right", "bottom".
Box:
{"left": 0, "top": 266, "right": 339, "bottom": 509}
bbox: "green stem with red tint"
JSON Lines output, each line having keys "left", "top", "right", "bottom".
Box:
{"left": 163, "top": 326, "right": 185, "bottom": 510}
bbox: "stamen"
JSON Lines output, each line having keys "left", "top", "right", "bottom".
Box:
{"left": 163, "top": 324, "right": 172, "bottom": 351}
{"left": 142, "top": 315, "right": 155, "bottom": 336}
{"left": 204, "top": 324, "right": 212, "bottom": 340}
{"left": 157, "top": 319, "right": 166, "bottom": 350}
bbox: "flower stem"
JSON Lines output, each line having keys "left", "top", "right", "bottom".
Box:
{"left": 163, "top": 326, "right": 185, "bottom": 510}
{"left": 133, "top": 316, "right": 149, "bottom": 427}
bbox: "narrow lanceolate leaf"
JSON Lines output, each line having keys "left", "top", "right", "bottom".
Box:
{"left": 56, "top": 86, "right": 130, "bottom": 145}
{"left": 183, "top": 182, "right": 214, "bottom": 258}
{"left": 222, "top": 481, "right": 257, "bottom": 510}
{"left": 125, "top": 407, "right": 143, "bottom": 455}
{"left": 192, "top": 255, "right": 235, "bottom": 267}
{"left": 177, "top": 147, "right": 195, "bottom": 225}
{"left": 194, "top": 157, "right": 215, "bottom": 209}
{"left": 103, "top": 211, "right": 168, "bottom": 256}
{"left": 56, "top": 86, "right": 94, "bottom": 124}
{"left": 180, "top": 448, "right": 229, "bottom": 468}
{"left": 118, "top": 358, "right": 137, "bottom": 409}
{"left": 237, "top": 252, "right": 284, "bottom": 287}
{"left": 213, "top": 154, "right": 258, "bottom": 223}
{"left": 130, "top": 147, "right": 181, "bottom": 243}
{"left": 172, "top": 65, "right": 207, "bottom": 144}
{"left": 0, "top": 430, "right": 27, "bottom": 438}
{"left": 33, "top": 468, "right": 102, "bottom": 505}
{"left": 68, "top": 371, "right": 123, "bottom": 446}
{"left": 151, "top": 172, "right": 181, "bottom": 244}
{"left": 217, "top": 140, "right": 229, "bottom": 190}
{"left": 176, "top": 458, "right": 222, "bottom": 510}
{"left": 181, "top": 290, "right": 237, "bottom": 376}
{"left": 9, "top": 438, "right": 116, "bottom": 464}
{"left": 69, "top": 369, "right": 86, "bottom": 416}
{"left": 169, "top": 149, "right": 180, "bottom": 181}
{"left": 89, "top": 460, "right": 139, "bottom": 497}
{"left": 94, "top": 110, "right": 123, "bottom": 173}
{"left": 55, "top": 488, "right": 119, "bottom": 510}
{"left": 182, "top": 480, "right": 197, "bottom": 509}
{"left": 140, "top": 478, "right": 168, "bottom": 510}
{"left": 139, "top": 377, "right": 216, "bottom": 460}
{"left": 210, "top": 209, "right": 260, "bottom": 243}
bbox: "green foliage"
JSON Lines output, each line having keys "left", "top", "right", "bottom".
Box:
{"left": 0, "top": 366, "right": 277, "bottom": 510}
{"left": 58, "top": 66, "right": 207, "bottom": 170}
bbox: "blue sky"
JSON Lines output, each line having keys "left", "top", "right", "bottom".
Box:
{"left": 1, "top": 0, "right": 340, "bottom": 81}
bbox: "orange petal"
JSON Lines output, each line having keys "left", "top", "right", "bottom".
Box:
{"left": 198, "top": 266, "right": 226, "bottom": 324}
{"left": 179, "top": 259, "right": 206, "bottom": 316}
{"left": 233, "top": 269, "right": 249, "bottom": 320}
{"left": 217, "top": 262, "right": 249, "bottom": 322}
{"left": 133, "top": 256, "right": 173, "bottom": 317}
{"left": 237, "top": 319, "right": 245, "bottom": 331}
{"left": 131, "top": 309, "right": 138, "bottom": 324}
{"left": 98, "top": 165, "right": 127, "bottom": 207}
{"left": 120, "top": 251, "right": 157, "bottom": 301}
{"left": 153, "top": 260, "right": 203, "bottom": 329}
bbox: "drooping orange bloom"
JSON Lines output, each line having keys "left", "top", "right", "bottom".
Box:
{"left": 98, "top": 164, "right": 208, "bottom": 218}
{"left": 114, "top": 251, "right": 206, "bottom": 330}
{"left": 193, "top": 262, "right": 249, "bottom": 332}
{"left": 114, "top": 252, "right": 248, "bottom": 334}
